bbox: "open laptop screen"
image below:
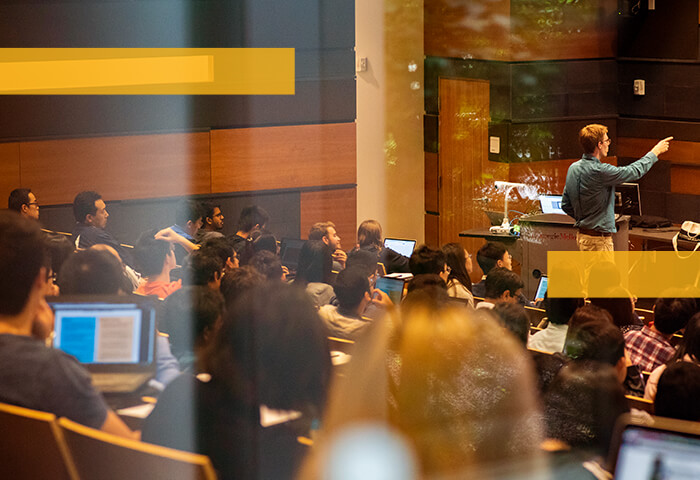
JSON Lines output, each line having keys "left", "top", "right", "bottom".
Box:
{"left": 49, "top": 296, "right": 156, "bottom": 366}
{"left": 375, "top": 276, "right": 406, "bottom": 305}
{"left": 539, "top": 195, "right": 566, "bottom": 215}
{"left": 534, "top": 275, "right": 548, "bottom": 302}
{"left": 383, "top": 238, "right": 416, "bottom": 258}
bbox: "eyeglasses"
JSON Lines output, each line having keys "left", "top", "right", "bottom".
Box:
{"left": 444, "top": 265, "right": 452, "bottom": 274}
{"left": 28, "top": 202, "right": 39, "bottom": 208}
{"left": 600, "top": 138, "right": 611, "bottom": 146}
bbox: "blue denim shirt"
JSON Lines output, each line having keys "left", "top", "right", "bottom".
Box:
{"left": 561, "top": 152, "right": 657, "bottom": 233}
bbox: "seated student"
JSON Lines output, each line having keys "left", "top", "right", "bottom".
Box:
{"left": 250, "top": 250, "right": 286, "bottom": 282}
{"left": 220, "top": 266, "right": 266, "bottom": 309}
{"left": 90, "top": 243, "right": 141, "bottom": 292}
{"left": 645, "top": 312, "right": 700, "bottom": 401}
{"left": 491, "top": 302, "right": 529, "bottom": 345}
{"left": 8, "top": 187, "right": 40, "bottom": 221}
{"left": 441, "top": 242, "right": 474, "bottom": 307}
{"left": 71, "top": 190, "right": 133, "bottom": 266}
{"left": 472, "top": 242, "right": 511, "bottom": 298}
{"left": 352, "top": 219, "right": 409, "bottom": 274}
{"left": 476, "top": 267, "right": 524, "bottom": 309}
{"left": 295, "top": 239, "right": 335, "bottom": 308}
{"left": 528, "top": 296, "right": 584, "bottom": 353}
{"left": 228, "top": 205, "right": 269, "bottom": 264}
{"left": 654, "top": 362, "right": 700, "bottom": 422}
{"left": 543, "top": 361, "right": 629, "bottom": 477}
{"left": 59, "top": 249, "right": 181, "bottom": 388}
{"left": 318, "top": 266, "right": 375, "bottom": 340}
{"left": 143, "top": 285, "right": 332, "bottom": 480}
{"left": 309, "top": 221, "right": 346, "bottom": 270}
{"left": 182, "top": 250, "right": 224, "bottom": 291}
{"left": 625, "top": 297, "right": 696, "bottom": 372}
{"left": 589, "top": 291, "right": 643, "bottom": 334}
{"left": 133, "top": 230, "right": 181, "bottom": 300}
{"left": 409, "top": 245, "right": 450, "bottom": 283}
{"left": 195, "top": 202, "right": 225, "bottom": 243}
{"left": 0, "top": 211, "right": 134, "bottom": 439}
{"left": 44, "top": 234, "right": 75, "bottom": 295}
{"left": 160, "top": 286, "right": 224, "bottom": 372}
{"left": 170, "top": 200, "right": 205, "bottom": 264}
{"left": 200, "top": 236, "right": 239, "bottom": 274}
{"left": 345, "top": 248, "right": 393, "bottom": 320}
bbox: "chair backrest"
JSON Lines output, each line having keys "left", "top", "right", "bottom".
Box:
{"left": 626, "top": 394, "right": 655, "bottom": 415}
{"left": 58, "top": 417, "right": 217, "bottom": 480}
{"left": 328, "top": 336, "right": 355, "bottom": 355}
{"left": 0, "top": 402, "right": 78, "bottom": 480}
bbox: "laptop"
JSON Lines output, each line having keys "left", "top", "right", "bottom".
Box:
{"left": 48, "top": 295, "right": 158, "bottom": 393}
{"left": 279, "top": 238, "right": 305, "bottom": 272}
{"left": 375, "top": 276, "right": 409, "bottom": 305}
{"left": 383, "top": 238, "right": 416, "bottom": 258}
{"left": 615, "top": 182, "right": 642, "bottom": 216}
{"left": 533, "top": 275, "right": 548, "bottom": 303}
{"left": 539, "top": 195, "right": 566, "bottom": 215}
{"left": 611, "top": 415, "right": 700, "bottom": 480}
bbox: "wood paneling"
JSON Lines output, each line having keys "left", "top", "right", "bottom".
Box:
{"left": 671, "top": 166, "right": 700, "bottom": 195}
{"left": 424, "top": 152, "right": 439, "bottom": 213}
{"left": 424, "top": 213, "right": 439, "bottom": 248}
{"left": 0, "top": 143, "right": 20, "bottom": 205}
{"left": 300, "top": 188, "right": 357, "bottom": 247}
{"left": 211, "top": 123, "right": 356, "bottom": 193}
{"left": 20, "top": 133, "right": 211, "bottom": 205}
{"left": 618, "top": 137, "right": 700, "bottom": 166}
{"left": 438, "top": 78, "right": 492, "bottom": 249}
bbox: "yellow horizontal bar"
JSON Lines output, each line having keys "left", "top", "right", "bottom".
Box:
{"left": 0, "top": 48, "right": 294, "bottom": 95}
{"left": 548, "top": 251, "right": 700, "bottom": 298}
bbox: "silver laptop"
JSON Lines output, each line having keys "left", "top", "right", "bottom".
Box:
{"left": 48, "top": 295, "right": 157, "bottom": 393}
{"left": 383, "top": 237, "right": 416, "bottom": 258}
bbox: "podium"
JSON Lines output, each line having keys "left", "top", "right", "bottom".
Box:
{"left": 460, "top": 214, "right": 630, "bottom": 298}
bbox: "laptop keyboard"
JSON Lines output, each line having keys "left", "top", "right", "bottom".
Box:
{"left": 91, "top": 373, "right": 153, "bottom": 393}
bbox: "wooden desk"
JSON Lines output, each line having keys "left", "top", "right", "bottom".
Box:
{"left": 630, "top": 227, "right": 699, "bottom": 251}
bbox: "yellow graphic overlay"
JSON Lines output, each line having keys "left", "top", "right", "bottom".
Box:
{"left": 548, "top": 251, "right": 700, "bottom": 298}
{"left": 0, "top": 48, "right": 294, "bottom": 95}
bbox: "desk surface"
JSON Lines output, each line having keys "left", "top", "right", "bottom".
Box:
{"left": 630, "top": 227, "right": 699, "bottom": 250}
{"left": 458, "top": 228, "right": 520, "bottom": 242}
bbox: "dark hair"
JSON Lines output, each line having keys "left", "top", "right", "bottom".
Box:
{"left": 405, "top": 274, "right": 449, "bottom": 305}
{"left": 44, "top": 234, "right": 75, "bottom": 286}
{"left": 253, "top": 234, "right": 277, "bottom": 254}
{"left": 441, "top": 243, "right": 472, "bottom": 293}
{"left": 200, "top": 237, "right": 234, "bottom": 267}
{"left": 655, "top": 362, "right": 700, "bottom": 422}
{"left": 491, "top": 302, "right": 529, "bottom": 345}
{"left": 568, "top": 304, "right": 613, "bottom": 332}
{"left": 220, "top": 266, "right": 265, "bottom": 308}
{"left": 309, "top": 221, "right": 335, "bottom": 241}
{"left": 72, "top": 191, "right": 101, "bottom": 223}
{"left": 295, "top": 240, "right": 333, "bottom": 285}
{"left": 161, "top": 286, "right": 224, "bottom": 361}
{"left": 8, "top": 188, "right": 31, "bottom": 212}
{"left": 175, "top": 199, "right": 204, "bottom": 227}
{"left": 183, "top": 251, "right": 224, "bottom": 286}
{"left": 203, "top": 203, "right": 221, "bottom": 223}
{"left": 59, "top": 249, "right": 126, "bottom": 295}
{"left": 564, "top": 318, "right": 625, "bottom": 366}
{"left": 333, "top": 266, "right": 370, "bottom": 311}
{"left": 0, "top": 212, "right": 48, "bottom": 315}
{"left": 484, "top": 267, "right": 523, "bottom": 299}
{"left": 544, "top": 361, "right": 628, "bottom": 456}
{"left": 203, "top": 284, "right": 331, "bottom": 412}
{"left": 249, "top": 250, "right": 283, "bottom": 281}
{"left": 654, "top": 298, "right": 697, "bottom": 335}
{"left": 546, "top": 296, "right": 585, "bottom": 325}
{"left": 672, "top": 312, "right": 700, "bottom": 363}
{"left": 236, "top": 205, "right": 269, "bottom": 233}
{"left": 476, "top": 242, "right": 507, "bottom": 275}
{"left": 345, "top": 249, "right": 378, "bottom": 278}
{"left": 589, "top": 296, "right": 637, "bottom": 329}
{"left": 409, "top": 245, "right": 446, "bottom": 276}
{"left": 357, "top": 219, "right": 382, "bottom": 249}
{"left": 134, "top": 229, "right": 172, "bottom": 277}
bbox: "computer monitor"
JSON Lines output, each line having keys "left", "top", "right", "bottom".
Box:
{"left": 615, "top": 183, "right": 642, "bottom": 216}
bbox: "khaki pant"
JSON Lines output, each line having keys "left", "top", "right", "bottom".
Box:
{"left": 577, "top": 232, "right": 614, "bottom": 252}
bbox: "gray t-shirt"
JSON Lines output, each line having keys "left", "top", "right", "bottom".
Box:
{"left": 0, "top": 334, "right": 108, "bottom": 429}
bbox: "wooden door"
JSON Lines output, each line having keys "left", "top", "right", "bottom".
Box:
{"left": 438, "top": 78, "right": 494, "bottom": 267}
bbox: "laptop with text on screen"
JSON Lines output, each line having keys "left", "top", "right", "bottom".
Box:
{"left": 539, "top": 195, "right": 566, "bottom": 215}
{"left": 48, "top": 295, "right": 157, "bottom": 393}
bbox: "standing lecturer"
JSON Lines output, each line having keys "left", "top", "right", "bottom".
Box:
{"left": 562, "top": 124, "right": 672, "bottom": 251}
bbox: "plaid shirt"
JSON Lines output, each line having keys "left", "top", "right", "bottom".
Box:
{"left": 624, "top": 325, "right": 676, "bottom": 373}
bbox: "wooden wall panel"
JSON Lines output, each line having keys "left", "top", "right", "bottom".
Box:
{"left": 210, "top": 123, "right": 356, "bottom": 193}
{"left": 0, "top": 143, "right": 20, "bottom": 206}
{"left": 424, "top": 152, "right": 439, "bottom": 213}
{"left": 424, "top": 213, "right": 439, "bottom": 248}
{"left": 20, "top": 133, "right": 211, "bottom": 205}
{"left": 300, "top": 188, "right": 357, "bottom": 247}
{"left": 618, "top": 137, "right": 700, "bottom": 166}
{"left": 671, "top": 166, "right": 700, "bottom": 195}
